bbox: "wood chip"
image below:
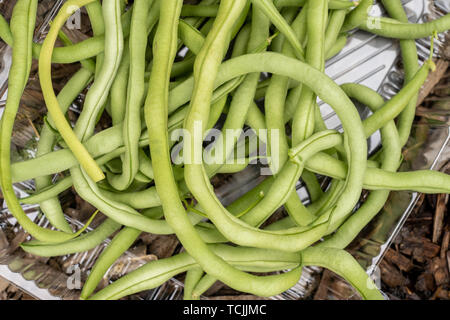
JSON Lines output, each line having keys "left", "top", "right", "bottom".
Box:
{"left": 385, "top": 248, "right": 413, "bottom": 272}
{"left": 417, "top": 59, "right": 450, "bottom": 106}
{"left": 380, "top": 260, "right": 408, "bottom": 288}
{"left": 432, "top": 193, "right": 448, "bottom": 243}
{"left": 415, "top": 273, "right": 435, "bottom": 293}
{"left": 441, "top": 229, "right": 449, "bottom": 260}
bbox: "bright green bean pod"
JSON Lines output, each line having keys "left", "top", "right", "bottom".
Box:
{"left": 191, "top": 273, "right": 217, "bottom": 299}
{"left": 88, "top": 244, "right": 301, "bottom": 300}
{"left": 301, "top": 247, "right": 384, "bottom": 300}
{"left": 381, "top": 0, "right": 420, "bottom": 146}
{"left": 319, "top": 83, "right": 401, "bottom": 248}
{"left": 0, "top": 9, "right": 133, "bottom": 64}
{"left": 184, "top": 50, "right": 367, "bottom": 250}
{"left": 324, "top": 9, "right": 347, "bottom": 54}
{"left": 291, "top": 0, "right": 327, "bottom": 144}
{"left": 183, "top": 267, "right": 204, "bottom": 300}
{"left": 39, "top": 0, "right": 105, "bottom": 182}
{"left": 324, "top": 33, "right": 347, "bottom": 60}
{"left": 74, "top": 0, "right": 124, "bottom": 142}
{"left": 359, "top": 14, "right": 450, "bottom": 39}
{"left": 251, "top": 0, "right": 305, "bottom": 60}
{"left": 181, "top": 5, "right": 219, "bottom": 18}
{"left": 341, "top": 0, "right": 373, "bottom": 32}
{"left": 80, "top": 226, "right": 141, "bottom": 299}
{"left": 110, "top": 48, "right": 130, "bottom": 125}
{"left": 34, "top": 68, "right": 93, "bottom": 233}
{"left": 275, "top": 0, "right": 355, "bottom": 10}
{"left": 107, "top": 0, "right": 152, "bottom": 191}
{"left": 21, "top": 218, "right": 122, "bottom": 257}
{"left": 0, "top": 0, "right": 75, "bottom": 243}
{"left": 363, "top": 60, "right": 434, "bottom": 137}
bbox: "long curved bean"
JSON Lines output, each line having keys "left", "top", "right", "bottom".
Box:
{"left": 107, "top": 0, "right": 151, "bottom": 191}
{"left": 341, "top": 0, "right": 373, "bottom": 32}
{"left": 319, "top": 83, "right": 401, "bottom": 248}
{"left": 184, "top": 51, "right": 367, "bottom": 250}
{"left": 381, "top": 0, "right": 420, "bottom": 147}
{"left": 34, "top": 68, "right": 93, "bottom": 233}
{"left": 360, "top": 14, "right": 450, "bottom": 39}
{"left": 0, "top": 0, "right": 75, "bottom": 243}
{"left": 300, "top": 247, "right": 384, "bottom": 300}
{"left": 39, "top": 0, "right": 105, "bottom": 182}
{"left": 277, "top": 0, "right": 355, "bottom": 10}
{"left": 251, "top": 0, "right": 305, "bottom": 60}
{"left": 88, "top": 244, "right": 302, "bottom": 300}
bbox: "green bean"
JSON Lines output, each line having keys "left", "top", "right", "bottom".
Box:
{"left": 184, "top": 51, "right": 367, "bottom": 250}
{"left": 184, "top": 6, "right": 271, "bottom": 292}
{"left": 324, "top": 9, "right": 347, "bottom": 54}
{"left": 363, "top": 60, "right": 434, "bottom": 137}
{"left": 11, "top": 119, "right": 450, "bottom": 199}
{"left": 88, "top": 244, "right": 302, "bottom": 300}
{"left": 39, "top": 0, "right": 105, "bottom": 182}
{"left": 264, "top": 6, "right": 316, "bottom": 227}
{"left": 292, "top": 0, "right": 327, "bottom": 144}
{"left": 204, "top": 6, "right": 269, "bottom": 176}
{"left": 21, "top": 218, "right": 122, "bottom": 257}
{"left": 251, "top": 0, "right": 305, "bottom": 60}
{"left": 206, "top": 95, "right": 228, "bottom": 130}
{"left": 181, "top": 5, "right": 219, "bottom": 18}
{"left": 300, "top": 247, "right": 384, "bottom": 300}
{"left": 381, "top": 0, "right": 420, "bottom": 146}
{"left": 110, "top": 48, "right": 130, "bottom": 125}
{"left": 57, "top": 29, "right": 96, "bottom": 72}
{"left": 107, "top": 0, "right": 152, "bottom": 191}
{"left": 178, "top": 20, "right": 206, "bottom": 55}
{"left": 191, "top": 273, "right": 217, "bottom": 299}
{"left": 183, "top": 267, "right": 204, "bottom": 300}
{"left": 100, "top": 186, "right": 160, "bottom": 209}
{"left": 0, "top": 8, "right": 133, "bottom": 64}
{"left": 324, "top": 33, "right": 347, "bottom": 60}
{"left": 86, "top": 0, "right": 105, "bottom": 75}
{"left": 146, "top": 0, "right": 302, "bottom": 297}
{"left": 305, "top": 152, "right": 450, "bottom": 194}
{"left": 359, "top": 14, "right": 450, "bottom": 39}
{"left": 341, "top": 0, "right": 373, "bottom": 32}
{"left": 265, "top": 7, "right": 302, "bottom": 175}
{"left": 80, "top": 226, "right": 141, "bottom": 299}
{"left": 137, "top": 149, "right": 154, "bottom": 180}
{"left": 0, "top": 0, "right": 75, "bottom": 243}
{"left": 318, "top": 83, "right": 400, "bottom": 248}
{"left": 34, "top": 68, "right": 93, "bottom": 233}
{"left": 275, "top": 0, "right": 355, "bottom": 10}
{"left": 73, "top": 0, "right": 124, "bottom": 142}
{"left": 21, "top": 177, "right": 72, "bottom": 205}
{"left": 286, "top": 1, "right": 328, "bottom": 226}
{"left": 11, "top": 124, "right": 126, "bottom": 182}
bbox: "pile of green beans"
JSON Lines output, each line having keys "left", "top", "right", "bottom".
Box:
{"left": 0, "top": 0, "right": 449, "bottom": 300}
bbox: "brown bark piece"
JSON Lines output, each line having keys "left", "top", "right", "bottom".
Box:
{"left": 415, "top": 273, "right": 435, "bottom": 293}
{"left": 432, "top": 193, "right": 448, "bottom": 243}
{"left": 380, "top": 260, "right": 408, "bottom": 288}
{"left": 385, "top": 248, "right": 413, "bottom": 272}
{"left": 417, "top": 59, "right": 449, "bottom": 106}
{"left": 441, "top": 230, "right": 449, "bottom": 259}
